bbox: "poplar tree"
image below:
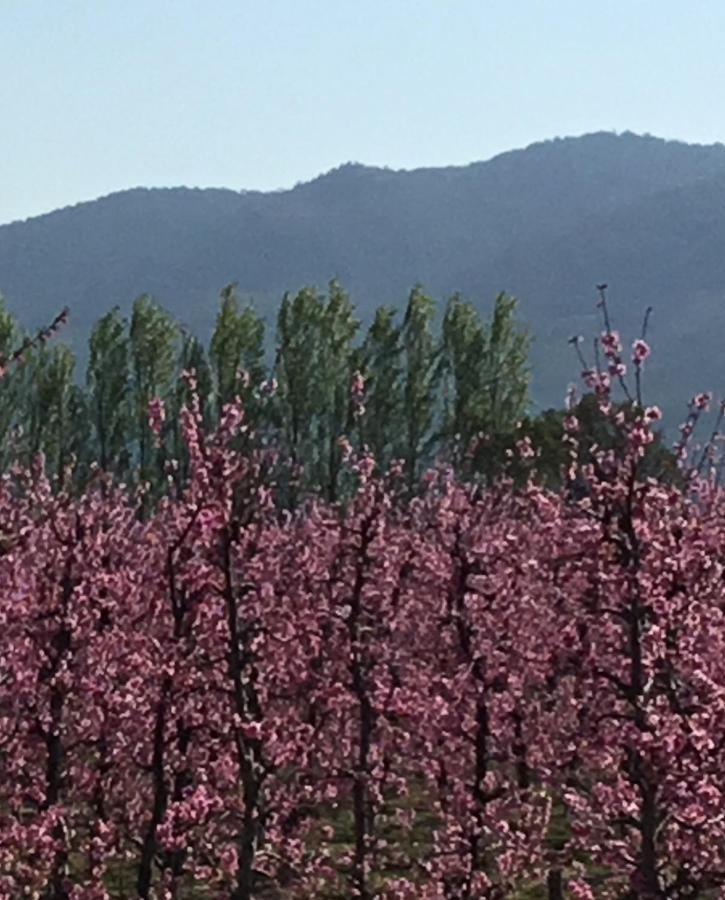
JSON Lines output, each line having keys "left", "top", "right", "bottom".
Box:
{"left": 129, "top": 295, "right": 179, "bottom": 488}
{"left": 0, "top": 300, "right": 25, "bottom": 469}
{"left": 274, "top": 286, "right": 325, "bottom": 500}
{"left": 26, "top": 343, "right": 82, "bottom": 483}
{"left": 87, "top": 307, "right": 132, "bottom": 476}
{"left": 483, "top": 292, "right": 530, "bottom": 434}
{"left": 439, "top": 293, "right": 488, "bottom": 462}
{"left": 401, "top": 286, "right": 437, "bottom": 488}
{"left": 439, "top": 292, "right": 530, "bottom": 479}
{"left": 317, "top": 280, "right": 358, "bottom": 501}
{"left": 358, "top": 306, "right": 404, "bottom": 469}
{"left": 209, "top": 284, "right": 266, "bottom": 419}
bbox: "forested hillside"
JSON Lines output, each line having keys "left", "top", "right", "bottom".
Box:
{"left": 2, "top": 131, "right": 725, "bottom": 419}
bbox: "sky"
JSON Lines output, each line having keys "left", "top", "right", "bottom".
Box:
{"left": 2, "top": 0, "right": 725, "bottom": 224}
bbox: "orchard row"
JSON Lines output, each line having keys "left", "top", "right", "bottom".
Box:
{"left": 1, "top": 371, "right": 724, "bottom": 899}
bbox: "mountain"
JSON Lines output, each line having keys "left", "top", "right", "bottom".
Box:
{"left": 2, "top": 130, "right": 725, "bottom": 421}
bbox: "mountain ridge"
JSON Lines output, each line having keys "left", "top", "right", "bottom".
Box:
{"left": 8, "top": 129, "right": 725, "bottom": 228}
{"left": 2, "top": 130, "right": 725, "bottom": 420}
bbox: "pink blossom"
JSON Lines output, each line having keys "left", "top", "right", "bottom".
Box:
{"left": 568, "top": 879, "right": 595, "bottom": 899}
{"left": 351, "top": 370, "right": 366, "bottom": 418}
{"left": 632, "top": 338, "right": 651, "bottom": 364}
{"left": 516, "top": 436, "right": 536, "bottom": 459}
{"left": 148, "top": 396, "right": 166, "bottom": 436}
{"left": 693, "top": 391, "right": 712, "bottom": 411}
{"left": 601, "top": 330, "right": 622, "bottom": 357}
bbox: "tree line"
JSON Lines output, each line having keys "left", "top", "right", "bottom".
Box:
{"left": 0, "top": 283, "right": 533, "bottom": 499}
{"left": 0, "top": 282, "right": 678, "bottom": 505}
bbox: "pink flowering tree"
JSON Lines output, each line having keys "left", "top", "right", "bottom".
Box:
{"left": 0, "top": 463, "right": 145, "bottom": 897}
{"left": 404, "top": 471, "right": 566, "bottom": 898}
{"left": 550, "top": 302, "right": 725, "bottom": 897}
{"left": 280, "top": 460, "right": 424, "bottom": 898}
{"left": 129, "top": 385, "right": 308, "bottom": 897}
{"left": 552, "top": 420, "right": 725, "bottom": 895}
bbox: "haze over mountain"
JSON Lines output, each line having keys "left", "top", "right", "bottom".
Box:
{"left": 2, "top": 130, "right": 725, "bottom": 420}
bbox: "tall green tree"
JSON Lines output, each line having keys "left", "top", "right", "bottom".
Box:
{"left": 274, "top": 286, "right": 325, "bottom": 499}
{"left": 439, "top": 294, "right": 488, "bottom": 462}
{"left": 482, "top": 292, "right": 530, "bottom": 434}
{"left": 358, "top": 306, "right": 404, "bottom": 469}
{"left": 316, "top": 281, "right": 359, "bottom": 501}
{"left": 274, "top": 282, "right": 359, "bottom": 502}
{"left": 401, "top": 286, "right": 437, "bottom": 488}
{"left": 87, "top": 307, "right": 132, "bottom": 476}
{"left": 439, "top": 292, "right": 530, "bottom": 480}
{"left": 210, "top": 285, "right": 266, "bottom": 419}
{"left": 26, "top": 343, "right": 83, "bottom": 483}
{"left": 0, "top": 300, "right": 25, "bottom": 469}
{"left": 129, "top": 295, "right": 179, "bottom": 488}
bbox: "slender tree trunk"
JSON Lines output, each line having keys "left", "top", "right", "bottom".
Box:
{"left": 347, "top": 517, "right": 375, "bottom": 900}
{"left": 43, "top": 682, "right": 70, "bottom": 900}
{"left": 547, "top": 868, "right": 563, "bottom": 900}
{"left": 136, "top": 678, "right": 170, "bottom": 898}
{"left": 138, "top": 549, "right": 194, "bottom": 896}
{"left": 221, "top": 532, "right": 267, "bottom": 900}
{"left": 42, "top": 562, "right": 74, "bottom": 900}
{"left": 168, "top": 721, "right": 192, "bottom": 882}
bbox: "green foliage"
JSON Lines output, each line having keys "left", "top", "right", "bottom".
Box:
{"left": 401, "top": 286, "right": 438, "bottom": 488}
{"left": 519, "top": 393, "right": 680, "bottom": 490}
{"left": 485, "top": 292, "right": 530, "bottom": 432}
{"left": 439, "top": 293, "right": 489, "bottom": 464}
{"left": 8, "top": 133, "right": 725, "bottom": 428}
{"left": 210, "top": 284, "right": 266, "bottom": 417}
{"left": 316, "top": 281, "right": 359, "bottom": 500}
{"left": 358, "top": 306, "right": 404, "bottom": 469}
{"left": 437, "top": 292, "right": 529, "bottom": 482}
{"left": 0, "top": 282, "right": 540, "bottom": 502}
{"left": 274, "top": 281, "right": 359, "bottom": 501}
{"left": 274, "top": 286, "right": 325, "bottom": 502}
{"left": 129, "top": 295, "right": 179, "bottom": 485}
{"left": 87, "top": 307, "right": 132, "bottom": 476}
{"left": 26, "top": 343, "right": 82, "bottom": 483}
{"left": 0, "top": 299, "right": 26, "bottom": 468}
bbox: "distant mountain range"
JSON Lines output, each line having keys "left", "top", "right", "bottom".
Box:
{"left": 2, "top": 130, "right": 725, "bottom": 421}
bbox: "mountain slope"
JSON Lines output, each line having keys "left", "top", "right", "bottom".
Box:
{"left": 2, "top": 130, "right": 725, "bottom": 417}
{"left": 484, "top": 170, "right": 725, "bottom": 415}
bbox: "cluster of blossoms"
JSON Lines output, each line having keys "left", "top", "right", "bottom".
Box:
{"left": 632, "top": 337, "right": 651, "bottom": 364}
{"left": 0, "top": 377, "right": 724, "bottom": 900}
{"left": 600, "top": 329, "right": 627, "bottom": 378}
{"left": 147, "top": 396, "right": 166, "bottom": 438}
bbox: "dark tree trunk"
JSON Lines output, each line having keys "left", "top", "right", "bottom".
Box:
{"left": 136, "top": 679, "right": 170, "bottom": 898}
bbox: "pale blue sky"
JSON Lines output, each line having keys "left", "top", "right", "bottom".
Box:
{"left": 2, "top": 0, "right": 724, "bottom": 224}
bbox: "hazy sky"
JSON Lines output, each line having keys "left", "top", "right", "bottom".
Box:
{"left": 2, "top": 0, "right": 724, "bottom": 224}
